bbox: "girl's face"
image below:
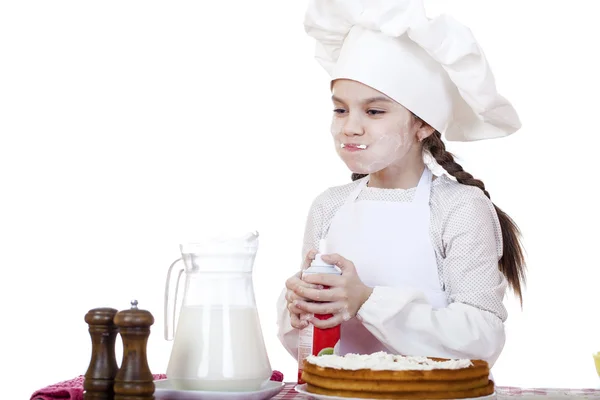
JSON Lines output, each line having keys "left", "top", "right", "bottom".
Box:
{"left": 330, "top": 79, "right": 429, "bottom": 175}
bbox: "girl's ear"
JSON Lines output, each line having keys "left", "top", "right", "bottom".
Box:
{"left": 416, "top": 120, "right": 435, "bottom": 142}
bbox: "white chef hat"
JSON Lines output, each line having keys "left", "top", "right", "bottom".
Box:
{"left": 304, "top": 0, "right": 521, "bottom": 141}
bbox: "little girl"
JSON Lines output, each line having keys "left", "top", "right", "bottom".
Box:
{"left": 277, "top": 0, "right": 526, "bottom": 368}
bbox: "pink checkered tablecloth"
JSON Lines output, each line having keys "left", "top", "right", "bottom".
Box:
{"left": 30, "top": 377, "right": 600, "bottom": 399}
{"left": 274, "top": 382, "right": 600, "bottom": 399}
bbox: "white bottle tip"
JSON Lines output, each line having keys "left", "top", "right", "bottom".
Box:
{"left": 318, "top": 238, "right": 327, "bottom": 254}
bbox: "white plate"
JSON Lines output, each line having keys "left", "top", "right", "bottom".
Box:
{"left": 154, "top": 379, "right": 284, "bottom": 400}
{"left": 294, "top": 384, "right": 497, "bottom": 400}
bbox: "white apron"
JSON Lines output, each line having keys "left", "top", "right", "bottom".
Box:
{"left": 325, "top": 167, "right": 448, "bottom": 355}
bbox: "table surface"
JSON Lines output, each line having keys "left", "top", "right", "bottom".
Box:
{"left": 273, "top": 382, "right": 600, "bottom": 399}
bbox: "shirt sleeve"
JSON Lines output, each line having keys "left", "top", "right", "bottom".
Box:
{"left": 356, "top": 188, "right": 508, "bottom": 366}
{"left": 441, "top": 187, "right": 508, "bottom": 321}
{"left": 276, "top": 190, "right": 329, "bottom": 360}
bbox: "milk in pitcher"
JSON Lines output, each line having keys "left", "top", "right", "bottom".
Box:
{"left": 167, "top": 304, "right": 271, "bottom": 391}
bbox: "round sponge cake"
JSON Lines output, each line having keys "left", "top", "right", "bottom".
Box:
{"left": 301, "top": 352, "right": 494, "bottom": 399}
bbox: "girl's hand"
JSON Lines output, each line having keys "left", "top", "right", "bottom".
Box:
{"left": 284, "top": 249, "right": 323, "bottom": 329}
{"left": 293, "top": 253, "right": 373, "bottom": 329}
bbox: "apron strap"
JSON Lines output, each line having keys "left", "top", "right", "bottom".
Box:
{"left": 413, "top": 167, "right": 433, "bottom": 204}
{"left": 343, "top": 176, "right": 369, "bottom": 205}
{"left": 323, "top": 177, "right": 368, "bottom": 239}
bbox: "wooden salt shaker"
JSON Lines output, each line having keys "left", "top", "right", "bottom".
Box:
{"left": 84, "top": 307, "right": 119, "bottom": 400}
{"left": 114, "top": 300, "right": 155, "bottom": 400}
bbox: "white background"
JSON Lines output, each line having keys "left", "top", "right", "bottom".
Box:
{"left": 1, "top": 1, "right": 600, "bottom": 399}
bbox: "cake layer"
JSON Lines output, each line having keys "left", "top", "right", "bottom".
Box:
{"left": 305, "top": 380, "right": 495, "bottom": 400}
{"left": 302, "top": 371, "right": 490, "bottom": 393}
{"left": 302, "top": 359, "right": 489, "bottom": 382}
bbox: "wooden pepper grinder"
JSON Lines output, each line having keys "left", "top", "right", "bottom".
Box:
{"left": 114, "top": 300, "right": 155, "bottom": 400}
{"left": 84, "top": 307, "right": 119, "bottom": 400}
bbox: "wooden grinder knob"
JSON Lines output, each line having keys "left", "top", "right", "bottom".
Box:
{"left": 84, "top": 307, "right": 119, "bottom": 400}
{"left": 114, "top": 300, "right": 155, "bottom": 400}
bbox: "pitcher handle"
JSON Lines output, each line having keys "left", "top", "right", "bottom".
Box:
{"left": 164, "top": 257, "right": 184, "bottom": 341}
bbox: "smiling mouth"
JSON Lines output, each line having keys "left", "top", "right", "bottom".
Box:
{"left": 341, "top": 143, "right": 367, "bottom": 150}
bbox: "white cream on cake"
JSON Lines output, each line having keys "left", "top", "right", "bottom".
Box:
{"left": 306, "top": 352, "right": 473, "bottom": 371}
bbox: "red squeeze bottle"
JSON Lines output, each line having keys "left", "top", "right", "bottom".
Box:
{"left": 296, "top": 239, "right": 341, "bottom": 384}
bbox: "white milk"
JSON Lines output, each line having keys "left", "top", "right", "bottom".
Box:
{"left": 166, "top": 305, "right": 272, "bottom": 391}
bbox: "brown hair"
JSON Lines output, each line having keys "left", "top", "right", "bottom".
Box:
{"left": 351, "top": 130, "right": 526, "bottom": 304}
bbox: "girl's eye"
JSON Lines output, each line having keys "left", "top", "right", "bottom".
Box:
{"left": 367, "top": 109, "right": 385, "bottom": 115}
{"left": 333, "top": 108, "right": 346, "bottom": 114}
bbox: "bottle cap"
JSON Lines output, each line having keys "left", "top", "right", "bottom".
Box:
{"left": 310, "top": 238, "right": 335, "bottom": 269}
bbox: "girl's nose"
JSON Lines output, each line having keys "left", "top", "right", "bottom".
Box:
{"left": 342, "top": 113, "right": 364, "bottom": 136}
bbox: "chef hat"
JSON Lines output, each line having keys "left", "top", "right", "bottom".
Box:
{"left": 304, "top": 0, "right": 521, "bottom": 141}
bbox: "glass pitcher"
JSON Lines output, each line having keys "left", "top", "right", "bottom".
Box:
{"left": 164, "top": 231, "right": 272, "bottom": 391}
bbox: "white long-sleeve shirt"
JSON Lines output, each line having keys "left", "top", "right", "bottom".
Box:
{"left": 276, "top": 173, "right": 509, "bottom": 366}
